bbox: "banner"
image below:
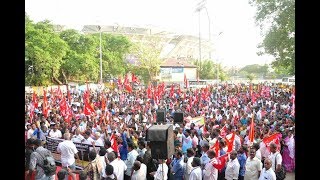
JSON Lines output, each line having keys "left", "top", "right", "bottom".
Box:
{"left": 45, "top": 136, "right": 102, "bottom": 162}
{"left": 190, "top": 116, "right": 205, "bottom": 126}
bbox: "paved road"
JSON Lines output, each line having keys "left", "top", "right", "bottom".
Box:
{"left": 285, "top": 172, "right": 295, "bottom": 180}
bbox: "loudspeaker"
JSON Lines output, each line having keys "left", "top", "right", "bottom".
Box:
{"left": 146, "top": 124, "right": 174, "bottom": 160}
{"left": 156, "top": 109, "right": 166, "bottom": 123}
{"left": 174, "top": 112, "right": 184, "bottom": 124}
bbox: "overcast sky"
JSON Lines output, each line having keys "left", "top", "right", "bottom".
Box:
{"left": 25, "top": 0, "right": 274, "bottom": 68}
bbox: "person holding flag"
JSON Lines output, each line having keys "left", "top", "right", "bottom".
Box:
{"left": 203, "top": 149, "right": 219, "bottom": 180}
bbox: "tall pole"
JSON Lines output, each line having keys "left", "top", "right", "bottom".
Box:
{"left": 204, "top": 7, "right": 211, "bottom": 60}
{"left": 198, "top": 10, "right": 202, "bottom": 79}
{"left": 99, "top": 26, "right": 103, "bottom": 84}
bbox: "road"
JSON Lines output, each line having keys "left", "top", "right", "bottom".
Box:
{"left": 285, "top": 172, "right": 295, "bottom": 180}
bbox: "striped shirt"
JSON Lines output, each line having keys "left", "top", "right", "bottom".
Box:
{"left": 29, "top": 146, "right": 54, "bottom": 179}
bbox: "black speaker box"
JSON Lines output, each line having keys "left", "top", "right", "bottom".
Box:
{"left": 173, "top": 112, "right": 184, "bottom": 124}
{"left": 146, "top": 124, "right": 174, "bottom": 160}
{"left": 156, "top": 109, "right": 166, "bottom": 123}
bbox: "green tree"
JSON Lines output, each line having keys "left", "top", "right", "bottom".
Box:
{"left": 192, "top": 59, "right": 227, "bottom": 80}
{"left": 247, "top": 73, "right": 256, "bottom": 82}
{"left": 98, "top": 33, "right": 132, "bottom": 77}
{"left": 249, "top": 0, "right": 295, "bottom": 75}
{"left": 25, "top": 15, "right": 68, "bottom": 86}
{"left": 239, "top": 64, "right": 269, "bottom": 78}
{"left": 59, "top": 29, "right": 99, "bottom": 83}
{"left": 130, "top": 37, "right": 163, "bottom": 83}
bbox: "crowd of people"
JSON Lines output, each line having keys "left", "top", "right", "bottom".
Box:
{"left": 25, "top": 81, "right": 295, "bottom": 180}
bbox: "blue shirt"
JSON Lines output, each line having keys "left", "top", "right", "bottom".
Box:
{"left": 240, "top": 118, "right": 247, "bottom": 125}
{"left": 237, "top": 152, "right": 247, "bottom": 176}
{"left": 200, "top": 152, "right": 210, "bottom": 166}
{"left": 220, "top": 149, "right": 227, "bottom": 173}
{"left": 119, "top": 132, "right": 128, "bottom": 161}
{"left": 32, "top": 128, "right": 46, "bottom": 141}
{"left": 171, "top": 157, "right": 184, "bottom": 179}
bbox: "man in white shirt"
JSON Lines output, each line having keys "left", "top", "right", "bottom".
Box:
{"left": 190, "top": 157, "right": 202, "bottom": 180}
{"left": 245, "top": 148, "right": 262, "bottom": 180}
{"left": 82, "top": 130, "right": 94, "bottom": 145}
{"left": 131, "top": 161, "right": 147, "bottom": 180}
{"left": 184, "top": 148, "right": 195, "bottom": 180}
{"left": 124, "top": 143, "right": 139, "bottom": 180}
{"left": 151, "top": 159, "right": 168, "bottom": 180}
{"left": 94, "top": 132, "right": 104, "bottom": 146}
{"left": 98, "top": 147, "right": 108, "bottom": 179}
{"left": 71, "top": 128, "right": 84, "bottom": 143}
{"left": 225, "top": 150, "right": 240, "bottom": 180}
{"left": 57, "top": 132, "right": 79, "bottom": 179}
{"left": 48, "top": 124, "right": 62, "bottom": 138}
{"left": 108, "top": 151, "right": 127, "bottom": 180}
{"left": 259, "top": 158, "right": 276, "bottom": 180}
{"left": 268, "top": 142, "right": 282, "bottom": 172}
{"left": 27, "top": 123, "right": 36, "bottom": 139}
{"left": 203, "top": 150, "right": 218, "bottom": 180}
{"left": 253, "top": 143, "right": 262, "bottom": 161}
{"left": 137, "top": 141, "right": 147, "bottom": 158}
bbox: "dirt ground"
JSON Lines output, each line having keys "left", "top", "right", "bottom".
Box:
{"left": 285, "top": 172, "right": 295, "bottom": 180}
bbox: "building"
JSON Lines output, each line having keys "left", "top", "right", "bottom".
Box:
{"left": 160, "top": 58, "right": 197, "bottom": 83}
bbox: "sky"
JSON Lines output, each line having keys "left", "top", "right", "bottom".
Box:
{"left": 25, "top": 0, "right": 274, "bottom": 68}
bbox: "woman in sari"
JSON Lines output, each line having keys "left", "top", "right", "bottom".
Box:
{"left": 281, "top": 130, "right": 295, "bottom": 172}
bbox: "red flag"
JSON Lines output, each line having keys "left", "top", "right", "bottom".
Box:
{"left": 210, "top": 140, "right": 220, "bottom": 156}
{"left": 110, "top": 133, "right": 120, "bottom": 158}
{"left": 60, "top": 97, "right": 67, "bottom": 116}
{"left": 29, "top": 103, "right": 35, "bottom": 123}
{"left": 184, "top": 73, "right": 189, "bottom": 88}
{"left": 262, "top": 133, "right": 282, "bottom": 148}
{"left": 170, "top": 84, "right": 174, "bottom": 98}
{"left": 84, "top": 100, "right": 95, "bottom": 116}
{"left": 42, "top": 90, "right": 48, "bottom": 118}
{"left": 212, "top": 153, "right": 228, "bottom": 170}
{"left": 101, "top": 93, "right": 106, "bottom": 111}
{"left": 117, "top": 76, "right": 123, "bottom": 90}
{"left": 248, "top": 115, "right": 255, "bottom": 146}
{"left": 220, "top": 125, "right": 227, "bottom": 138}
{"left": 131, "top": 73, "right": 140, "bottom": 84}
{"left": 225, "top": 132, "right": 235, "bottom": 153}
{"left": 123, "top": 75, "right": 132, "bottom": 93}
{"left": 57, "top": 85, "right": 62, "bottom": 100}
{"left": 32, "top": 92, "right": 38, "bottom": 109}
{"left": 64, "top": 104, "right": 72, "bottom": 124}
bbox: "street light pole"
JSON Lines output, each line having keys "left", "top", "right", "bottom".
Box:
{"left": 195, "top": 0, "right": 206, "bottom": 81}
{"left": 98, "top": 26, "right": 103, "bottom": 84}
{"left": 203, "top": 7, "right": 211, "bottom": 60}
{"left": 198, "top": 10, "right": 202, "bottom": 75}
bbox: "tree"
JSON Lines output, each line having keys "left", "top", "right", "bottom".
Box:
{"left": 25, "top": 15, "right": 68, "bottom": 86}
{"left": 192, "top": 59, "right": 227, "bottom": 80}
{"left": 98, "top": 33, "right": 132, "bottom": 77}
{"left": 59, "top": 29, "right": 99, "bottom": 83}
{"left": 246, "top": 73, "right": 256, "bottom": 82}
{"left": 129, "top": 37, "right": 163, "bottom": 83}
{"left": 239, "top": 64, "right": 269, "bottom": 78}
{"left": 249, "top": 0, "right": 295, "bottom": 75}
